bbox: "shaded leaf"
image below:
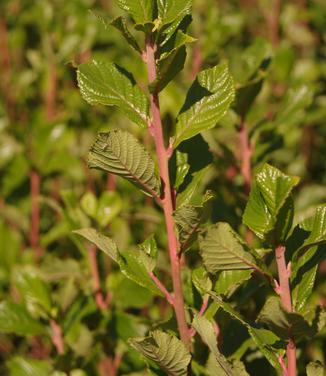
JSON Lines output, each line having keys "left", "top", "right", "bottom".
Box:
{"left": 192, "top": 267, "right": 212, "bottom": 295}
{"left": 215, "top": 270, "right": 253, "bottom": 298}
{"left": 306, "top": 361, "right": 325, "bottom": 376}
{"left": 174, "top": 63, "right": 235, "bottom": 148}
{"left": 129, "top": 330, "right": 191, "bottom": 376}
{"left": 299, "top": 205, "right": 326, "bottom": 253}
{"left": 77, "top": 60, "right": 149, "bottom": 128}
{"left": 193, "top": 315, "right": 234, "bottom": 375}
{"left": 174, "top": 150, "right": 190, "bottom": 189}
{"left": 257, "top": 296, "right": 315, "bottom": 341}
{"left": 0, "top": 301, "right": 45, "bottom": 336}
{"left": 110, "top": 16, "right": 142, "bottom": 53}
{"left": 88, "top": 130, "right": 161, "bottom": 198}
{"left": 199, "top": 222, "right": 259, "bottom": 273}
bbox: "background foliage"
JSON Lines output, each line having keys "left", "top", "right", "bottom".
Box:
{"left": 0, "top": 0, "right": 325, "bottom": 375}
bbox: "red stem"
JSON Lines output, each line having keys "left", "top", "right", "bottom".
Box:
{"left": 88, "top": 245, "right": 109, "bottom": 310}
{"left": 149, "top": 271, "right": 174, "bottom": 306}
{"left": 50, "top": 319, "right": 64, "bottom": 355}
{"left": 275, "top": 245, "right": 297, "bottom": 376}
{"left": 239, "top": 117, "right": 252, "bottom": 195}
{"left": 145, "top": 37, "right": 190, "bottom": 348}
{"left": 30, "top": 169, "right": 42, "bottom": 259}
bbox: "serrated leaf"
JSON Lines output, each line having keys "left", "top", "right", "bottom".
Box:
{"left": 299, "top": 205, "right": 326, "bottom": 252}
{"left": 7, "top": 357, "right": 52, "bottom": 376}
{"left": 73, "top": 228, "right": 118, "bottom": 262}
{"left": 291, "top": 245, "right": 324, "bottom": 313}
{"left": 129, "top": 330, "right": 191, "bottom": 376}
{"left": 77, "top": 60, "right": 149, "bottom": 128}
{"left": 306, "top": 361, "right": 325, "bottom": 376}
{"left": 215, "top": 270, "right": 253, "bottom": 298}
{"left": 0, "top": 301, "right": 45, "bottom": 336}
{"left": 173, "top": 63, "right": 235, "bottom": 148}
{"left": 117, "top": 0, "right": 153, "bottom": 24}
{"left": 193, "top": 314, "right": 234, "bottom": 375}
{"left": 258, "top": 296, "right": 314, "bottom": 341}
{"left": 88, "top": 130, "right": 161, "bottom": 198}
{"left": 199, "top": 222, "right": 260, "bottom": 273}
{"left": 13, "top": 267, "right": 52, "bottom": 317}
{"left": 158, "top": 0, "right": 192, "bottom": 25}
{"left": 243, "top": 164, "right": 299, "bottom": 244}
{"left": 192, "top": 267, "right": 212, "bottom": 295}
{"left": 209, "top": 292, "right": 282, "bottom": 372}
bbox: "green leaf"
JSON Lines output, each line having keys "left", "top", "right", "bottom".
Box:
{"left": 73, "top": 228, "right": 119, "bottom": 262}
{"left": 243, "top": 164, "right": 299, "bottom": 244}
{"left": 117, "top": 0, "right": 153, "bottom": 24}
{"left": 96, "top": 191, "right": 122, "bottom": 227}
{"left": 129, "top": 330, "right": 191, "bottom": 376}
{"left": 299, "top": 205, "right": 326, "bottom": 252}
{"left": 306, "top": 361, "right": 325, "bottom": 376}
{"left": 192, "top": 267, "right": 212, "bottom": 295}
{"left": 118, "top": 249, "right": 162, "bottom": 296}
{"left": 138, "top": 235, "right": 158, "bottom": 272}
{"left": 77, "top": 60, "right": 149, "bottom": 128}
{"left": 209, "top": 293, "right": 282, "bottom": 372}
{"left": 291, "top": 245, "right": 324, "bottom": 313}
{"left": 199, "top": 222, "right": 260, "bottom": 273}
{"left": 158, "top": 0, "right": 192, "bottom": 25}
{"left": 151, "top": 31, "right": 196, "bottom": 92}
{"left": 91, "top": 12, "right": 142, "bottom": 53}
{"left": 80, "top": 191, "right": 97, "bottom": 218}
{"left": 174, "top": 150, "right": 190, "bottom": 189}
{"left": 173, "top": 63, "right": 235, "bottom": 148}
{"left": 0, "top": 301, "right": 45, "bottom": 336}
{"left": 215, "top": 270, "right": 253, "bottom": 298}
{"left": 88, "top": 130, "right": 161, "bottom": 198}
{"left": 13, "top": 267, "right": 52, "bottom": 317}
{"left": 7, "top": 357, "right": 52, "bottom": 376}
{"left": 257, "top": 296, "right": 315, "bottom": 341}
{"left": 193, "top": 315, "right": 234, "bottom": 375}
{"left": 176, "top": 166, "right": 210, "bottom": 208}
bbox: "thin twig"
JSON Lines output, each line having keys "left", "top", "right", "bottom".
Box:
{"left": 149, "top": 271, "right": 174, "bottom": 306}
{"left": 50, "top": 319, "right": 64, "bottom": 355}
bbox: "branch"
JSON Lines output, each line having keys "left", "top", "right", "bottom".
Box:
{"left": 50, "top": 319, "right": 64, "bottom": 355}
{"left": 275, "top": 245, "right": 297, "bottom": 376}
{"left": 149, "top": 271, "right": 174, "bottom": 306}
{"left": 145, "top": 36, "right": 190, "bottom": 348}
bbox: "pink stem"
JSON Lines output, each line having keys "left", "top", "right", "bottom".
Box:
{"left": 50, "top": 319, "right": 64, "bottom": 355}
{"left": 190, "top": 295, "right": 209, "bottom": 338}
{"left": 88, "top": 245, "right": 109, "bottom": 311}
{"left": 239, "top": 117, "right": 252, "bottom": 195}
{"left": 145, "top": 36, "right": 190, "bottom": 348}
{"left": 275, "top": 245, "right": 297, "bottom": 376}
{"left": 149, "top": 271, "right": 174, "bottom": 306}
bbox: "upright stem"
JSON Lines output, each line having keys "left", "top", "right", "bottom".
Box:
{"left": 30, "top": 169, "right": 42, "bottom": 259}
{"left": 275, "top": 245, "right": 297, "bottom": 376}
{"left": 145, "top": 37, "right": 190, "bottom": 348}
{"left": 50, "top": 319, "right": 64, "bottom": 355}
{"left": 239, "top": 117, "right": 252, "bottom": 195}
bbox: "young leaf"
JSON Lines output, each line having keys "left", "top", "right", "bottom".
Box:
{"left": 73, "top": 228, "right": 119, "bottom": 262}
{"left": 193, "top": 315, "right": 235, "bottom": 375}
{"left": 173, "top": 63, "right": 235, "bottom": 148}
{"left": 199, "top": 222, "right": 259, "bottom": 273}
{"left": 129, "top": 330, "right": 191, "bottom": 376}
{"left": 151, "top": 31, "right": 196, "bottom": 92}
{"left": 88, "top": 130, "right": 161, "bottom": 198}
{"left": 117, "top": 0, "right": 153, "bottom": 25}
{"left": 77, "top": 60, "right": 149, "bottom": 128}
{"left": 257, "top": 296, "right": 315, "bottom": 341}
{"left": 243, "top": 164, "right": 299, "bottom": 244}
{"left": 0, "top": 301, "right": 45, "bottom": 336}
{"left": 158, "top": 0, "right": 192, "bottom": 26}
